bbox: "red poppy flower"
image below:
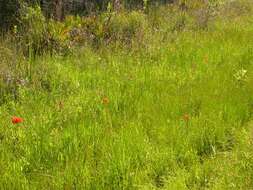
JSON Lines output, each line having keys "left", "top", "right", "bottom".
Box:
{"left": 12, "top": 116, "right": 23, "bottom": 124}
{"left": 102, "top": 97, "right": 110, "bottom": 105}
{"left": 183, "top": 114, "right": 190, "bottom": 122}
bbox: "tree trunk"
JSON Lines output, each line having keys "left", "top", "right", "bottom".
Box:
{"left": 54, "top": 0, "right": 64, "bottom": 21}
{"left": 113, "top": 0, "right": 122, "bottom": 12}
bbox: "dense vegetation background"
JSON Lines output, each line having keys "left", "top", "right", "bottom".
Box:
{"left": 0, "top": 0, "right": 174, "bottom": 28}
{"left": 1, "top": 0, "right": 253, "bottom": 189}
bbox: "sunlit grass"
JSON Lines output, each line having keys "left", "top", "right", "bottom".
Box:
{"left": 1, "top": 2, "right": 253, "bottom": 189}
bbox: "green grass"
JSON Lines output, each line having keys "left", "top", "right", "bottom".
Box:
{"left": 2, "top": 3, "right": 253, "bottom": 190}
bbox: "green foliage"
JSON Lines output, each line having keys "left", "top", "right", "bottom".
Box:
{"left": 18, "top": 4, "right": 47, "bottom": 55}
{"left": 16, "top": 4, "right": 71, "bottom": 57}
{"left": 0, "top": 39, "right": 26, "bottom": 105}
{"left": 0, "top": 0, "right": 41, "bottom": 30}
{"left": 56, "top": 10, "right": 150, "bottom": 48}
{"left": 105, "top": 10, "right": 149, "bottom": 45}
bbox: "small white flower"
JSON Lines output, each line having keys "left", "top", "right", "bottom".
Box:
{"left": 234, "top": 69, "right": 247, "bottom": 81}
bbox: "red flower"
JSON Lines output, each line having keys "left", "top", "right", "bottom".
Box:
{"left": 102, "top": 97, "right": 110, "bottom": 105}
{"left": 183, "top": 114, "right": 190, "bottom": 122}
{"left": 12, "top": 116, "right": 23, "bottom": 124}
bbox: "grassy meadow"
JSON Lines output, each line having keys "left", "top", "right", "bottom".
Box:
{"left": 1, "top": 0, "right": 253, "bottom": 189}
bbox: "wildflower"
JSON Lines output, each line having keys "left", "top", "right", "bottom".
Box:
{"left": 203, "top": 55, "right": 209, "bottom": 64}
{"left": 12, "top": 116, "right": 23, "bottom": 124}
{"left": 183, "top": 114, "right": 190, "bottom": 122}
{"left": 102, "top": 96, "right": 110, "bottom": 105}
{"left": 234, "top": 69, "right": 247, "bottom": 81}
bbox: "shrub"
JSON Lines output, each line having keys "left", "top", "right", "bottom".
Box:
{"left": 103, "top": 10, "right": 149, "bottom": 45}
{"left": 147, "top": 4, "right": 192, "bottom": 35}
{"left": 221, "top": 0, "right": 253, "bottom": 18}
{"left": 16, "top": 3, "right": 71, "bottom": 57}
{"left": 64, "top": 10, "right": 149, "bottom": 48}
{"left": 17, "top": 4, "right": 47, "bottom": 55}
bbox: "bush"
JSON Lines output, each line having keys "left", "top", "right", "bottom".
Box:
{"left": 16, "top": 4, "right": 71, "bottom": 57}
{"left": 82, "top": 10, "right": 150, "bottom": 48}
{"left": 62, "top": 10, "right": 150, "bottom": 48}
{"left": 221, "top": 0, "right": 253, "bottom": 18}
{"left": 147, "top": 5, "right": 192, "bottom": 35}
{"left": 107, "top": 11, "right": 148, "bottom": 43}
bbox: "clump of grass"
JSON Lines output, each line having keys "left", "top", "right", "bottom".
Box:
{"left": 0, "top": 37, "right": 26, "bottom": 105}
